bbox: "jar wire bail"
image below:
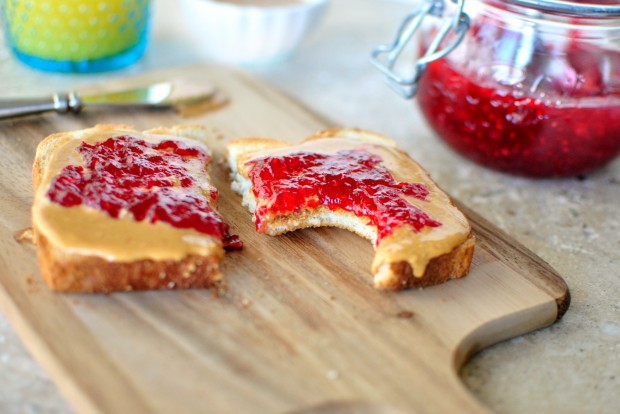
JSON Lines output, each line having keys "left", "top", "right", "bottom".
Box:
{"left": 371, "top": 0, "right": 470, "bottom": 99}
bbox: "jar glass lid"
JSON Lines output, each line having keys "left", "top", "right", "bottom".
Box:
{"left": 504, "top": 0, "right": 620, "bottom": 17}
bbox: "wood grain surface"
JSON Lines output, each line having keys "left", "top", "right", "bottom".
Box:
{"left": 0, "top": 64, "right": 569, "bottom": 414}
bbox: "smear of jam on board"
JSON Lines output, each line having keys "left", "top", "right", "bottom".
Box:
{"left": 245, "top": 148, "right": 441, "bottom": 242}
{"left": 47, "top": 135, "right": 242, "bottom": 250}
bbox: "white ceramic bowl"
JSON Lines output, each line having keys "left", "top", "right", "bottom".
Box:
{"left": 180, "top": 0, "right": 330, "bottom": 66}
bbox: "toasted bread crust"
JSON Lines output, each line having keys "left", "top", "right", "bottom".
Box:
{"left": 377, "top": 232, "right": 475, "bottom": 290}
{"left": 36, "top": 232, "right": 222, "bottom": 293}
{"left": 304, "top": 128, "right": 398, "bottom": 147}
{"left": 32, "top": 124, "right": 226, "bottom": 293}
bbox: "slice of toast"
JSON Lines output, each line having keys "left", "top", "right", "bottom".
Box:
{"left": 32, "top": 124, "right": 240, "bottom": 293}
{"left": 227, "top": 128, "right": 474, "bottom": 290}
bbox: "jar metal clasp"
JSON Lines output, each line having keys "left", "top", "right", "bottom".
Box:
{"left": 371, "top": 0, "right": 471, "bottom": 99}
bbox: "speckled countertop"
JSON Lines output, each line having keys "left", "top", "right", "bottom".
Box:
{"left": 0, "top": 1, "right": 618, "bottom": 413}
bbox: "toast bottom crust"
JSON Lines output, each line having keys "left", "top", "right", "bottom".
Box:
{"left": 36, "top": 233, "right": 223, "bottom": 293}
{"left": 377, "top": 232, "right": 476, "bottom": 290}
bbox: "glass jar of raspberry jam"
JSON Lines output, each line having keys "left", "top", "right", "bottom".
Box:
{"left": 372, "top": 0, "right": 620, "bottom": 177}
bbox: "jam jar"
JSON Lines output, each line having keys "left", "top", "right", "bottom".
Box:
{"left": 372, "top": 0, "right": 620, "bottom": 177}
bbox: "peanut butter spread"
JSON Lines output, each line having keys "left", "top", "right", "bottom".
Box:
{"left": 33, "top": 127, "right": 224, "bottom": 262}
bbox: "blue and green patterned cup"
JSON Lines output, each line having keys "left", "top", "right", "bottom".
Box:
{"left": 2, "top": 0, "right": 150, "bottom": 73}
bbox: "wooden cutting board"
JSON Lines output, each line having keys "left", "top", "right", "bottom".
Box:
{"left": 0, "top": 64, "right": 569, "bottom": 414}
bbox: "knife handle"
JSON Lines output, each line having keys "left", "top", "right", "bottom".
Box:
{"left": 0, "top": 92, "right": 83, "bottom": 120}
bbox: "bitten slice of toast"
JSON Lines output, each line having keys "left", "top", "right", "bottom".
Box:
{"left": 32, "top": 124, "right": 240, "bottom": 293}
{"left": 227, "top": 128, "right": 474, "bottom": 290}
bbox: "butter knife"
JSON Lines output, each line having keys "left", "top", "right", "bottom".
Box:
{"left": 0, "top": 82, "right": 176, "bottom": 120}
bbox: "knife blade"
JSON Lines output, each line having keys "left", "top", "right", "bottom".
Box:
{"left": 0, "top": 82, "right": 215, "bottom": 120}
{"left": 81, "top": 82, "right": 173, "bottom": 108}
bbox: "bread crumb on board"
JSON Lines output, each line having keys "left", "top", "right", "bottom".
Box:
{"left": 14, "top": 228, "right": 35, "bottom": 245}
{"left": 397, "top": 310, "right": 414, "bottom": 319}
